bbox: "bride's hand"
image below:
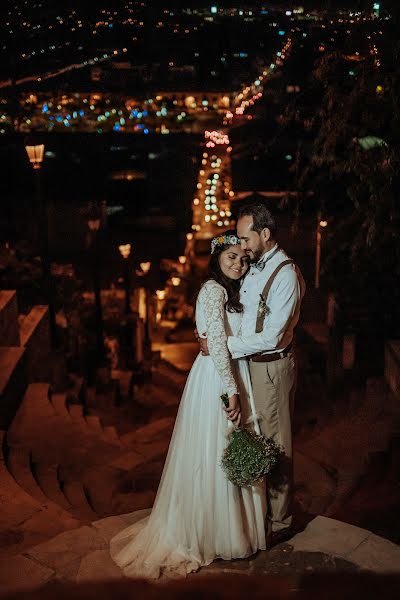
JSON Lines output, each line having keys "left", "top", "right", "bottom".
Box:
{"left": 224, "top": 394, "right": 241, "bottom": 426}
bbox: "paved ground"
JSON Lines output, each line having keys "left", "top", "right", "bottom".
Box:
{"left": 0, "top": 512, "right": 399, "bottom": 594}
{"left": 152, "top": 341, "right": 199, "bottom": 372}
{"left": 1, "top": 329, "right": 399, "bottom": 595}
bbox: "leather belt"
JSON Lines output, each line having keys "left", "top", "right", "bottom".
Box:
{"left": 248, "top": 344, "right": 292, "bottom": 363}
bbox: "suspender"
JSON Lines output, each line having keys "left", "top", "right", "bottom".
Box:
{"left": 255, "top": 260, "right": 294, "bottom": 333}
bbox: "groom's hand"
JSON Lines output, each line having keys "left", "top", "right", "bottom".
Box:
{"left": 194, "top": 328, "right": 209, "bottom": 355}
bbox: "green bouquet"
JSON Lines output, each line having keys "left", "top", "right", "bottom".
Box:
{"left": 220, "top": 393, "right": 281, "bottom": 487}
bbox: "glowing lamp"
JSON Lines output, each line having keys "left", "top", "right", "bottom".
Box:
{"left": 119, "top": 244, "right": 131, "bottom": 259}
{"left": 87, "top": 219, "right": 100, "bottom": 232}
{"left": 25, "top": 144, "right": 45, "bottom": 169}
{"left": 319, "top": 220, "right": 328, "bottom": 228}
{"left": 171, "top": 276, "right": 181, "bottom": 287}
{"left": 178, "top": 256, "right": 187, "bottom": 265}
{"left": 140, "top": 261, "right": 151, "bottom": 274}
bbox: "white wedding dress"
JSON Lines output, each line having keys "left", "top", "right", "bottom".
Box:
{"left": 110, "top": 280, "right": 267, "bottom": 579}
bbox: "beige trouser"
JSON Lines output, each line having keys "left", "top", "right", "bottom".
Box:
{"left": 249, "top": 352, "right": 296, "bottom": 533}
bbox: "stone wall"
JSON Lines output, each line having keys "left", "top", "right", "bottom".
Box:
{"left": 19, "top": 306, "right": 52, "bottom": 382}
{"left": 0, "top": 291, "right": 20, "bottom": 346}
{"left": 0, "top": 347, "right": 27, "bottom": 428}
{"left": 385, "top": 341, "right": 400, "bottom": 397}
{"left": 0, "top": 292, "right": 51, "bottom": 427}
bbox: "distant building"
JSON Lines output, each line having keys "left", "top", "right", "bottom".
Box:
{"left": 153, "top": 90, "right": 233, "bottom": 112}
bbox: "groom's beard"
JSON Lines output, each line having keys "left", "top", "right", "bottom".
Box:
{"left": 248, "top": 243, "right": 264, "bottom": 263}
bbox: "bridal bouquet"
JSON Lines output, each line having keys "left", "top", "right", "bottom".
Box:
{"left": 220, "top": 393, "right": 281, "bottom": 487}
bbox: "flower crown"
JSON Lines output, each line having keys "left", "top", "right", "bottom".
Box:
{"left": 211, "top": 234, "right": 240, "bottom": 254}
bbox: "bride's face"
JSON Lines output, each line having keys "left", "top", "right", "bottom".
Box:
{"left": 219, "top": 245, "right": 249, "bottom": 280}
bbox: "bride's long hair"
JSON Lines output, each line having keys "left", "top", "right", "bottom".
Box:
{"left": 204, "top": 229, "right": 244, "bottom": 313}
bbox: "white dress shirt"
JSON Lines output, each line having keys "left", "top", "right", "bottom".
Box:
{"left": 227, "top": 244, "right": 305, "bottom": 359}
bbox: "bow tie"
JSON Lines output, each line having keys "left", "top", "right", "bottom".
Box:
{"left": 253, "top": 260, "right": 266, "bottom": 272}
{"left": 251, "top": 247, "right": 280, "bottom": 272}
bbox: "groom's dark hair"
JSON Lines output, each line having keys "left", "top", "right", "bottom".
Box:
{"left": 238, "top": 200, "right": 277, "bottom": 237}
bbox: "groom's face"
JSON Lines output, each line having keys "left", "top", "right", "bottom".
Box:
{"left": 237, "top": 215, "right": 264, "bottom": 262}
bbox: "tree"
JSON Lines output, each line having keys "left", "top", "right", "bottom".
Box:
{"left": 292, "top": 30, "right": 400, "bottom": 335}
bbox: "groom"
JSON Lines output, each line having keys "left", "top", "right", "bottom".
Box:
{"left": 200, "top": 200, "right": 305, "bottom": 547}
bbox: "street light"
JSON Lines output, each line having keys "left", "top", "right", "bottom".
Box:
{"left": 155, "top": 289, "right": 166, "bottom": 322}
{"left": 87, "top": 218, "right": 105, "bottom": 361}
{"left": 178, "top": 256, "right": 187, "bottom": 265}
{"left": 88, "top": 218, "right": 100, "bottom": 232}
{"left": 118, "top": 243, "right": 132, "bottom": 314}
{"left": 118, "top": 243, "right": 131, "bottom": 259}
{"left": 25, "top": 140, "right": 57, "bottom": 348}
{"left": 140, "top": 261, "right": 151, "bottom": 274}
{"left": 171, "top": 276, "right": 181, "bottom": 287}
{"left": 315, "top": 215, "right": 328, "bottom": 290}
{"left": 25, "top": 144, "right": 45, "bottom": 169}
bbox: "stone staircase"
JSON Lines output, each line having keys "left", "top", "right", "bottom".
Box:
{"left": 32, "top": 463, "right": 71, "bottom": 511}
{"left": 62, "top": 481, "right": 98, "bottom": 521}
{"left": 295, "top": 376, "right": 400, "bottom": 532}
{"left": 0, "top": 290, "right": 183, "bottom": 558}
{"left": 6, "top": 444, "right": 50, "bottom": 506}
{"left": 1, "top": 372, "right": 178, "bottom": 556}
{"left": 0, "top": 430, "right": 80, "bottom": 557}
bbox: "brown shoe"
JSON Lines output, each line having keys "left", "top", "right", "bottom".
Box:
{"left": 266, "top": 527, "right": 295, "bottom": 549}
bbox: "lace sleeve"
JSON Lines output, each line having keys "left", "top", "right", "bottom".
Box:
{"left": 200, "top": 282, "right": 238, "bottom": 396}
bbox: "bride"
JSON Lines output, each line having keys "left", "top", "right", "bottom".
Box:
{"left": 110, "top": 231, "right": 267, "bottom": 578}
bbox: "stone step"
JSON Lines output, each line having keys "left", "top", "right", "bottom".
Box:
{"left": 0, "top": 433, "right": 82, "bottom": 555}
{"left": 68, "top": 404, "right": 89, "bottom": 431}
{"left": 90, "top": 380, "right": 121, "bottom": 410}
{"left": 111, "top": 370, "right": 133, "bottom": 401}
{"left": 62, "top": 481, "right": 98, "bottom": 520}
{"left": 121, "top": 417, "right": 174, "bottom": 447}
{"left": 85, "top": 415, "right": 103, "bottom": 433}
{"left": 84, "top": 386, "right": 97, "bottom": 409}
{"left": 66, "top": 375, "right": 86, "bottom": 405}
{"left": 8, "top": 385, "right": 55, "bottom": 444}
{"left": 83, "top": 467, "right": 120, "bottom": 516}
{"left": 102, "top": 426, "right": 121, "bottom": 446}
{"left": 33, "top": 463, "right": 72, "bottom": 511}
{"left": 0, "top": 432, "right": 43, "bottom": 513}
{"left": 50, "top": 393, "right": 71, "bottom": 419}
{"left": 28, "top": 384, "right": 57, "bottom": 417}
{"left": 6, "top": 444, "right": 49, "bottom": 505}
